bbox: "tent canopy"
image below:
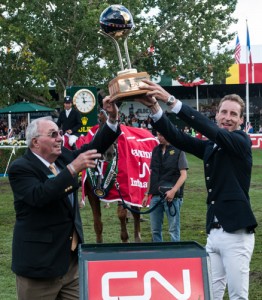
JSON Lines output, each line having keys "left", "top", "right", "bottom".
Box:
{"left": 0, "top": 101, "right": 54, "bottom": 114}
{"left": 0, "top": 101, "right": 55, "bottom": 131}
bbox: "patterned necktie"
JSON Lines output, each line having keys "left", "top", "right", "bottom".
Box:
{"left": 49, "top": 164, "right": 58, "bottom": 176}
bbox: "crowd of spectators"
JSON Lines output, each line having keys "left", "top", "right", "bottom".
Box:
{"left": 118, "top": 112, "right": 154, "bottom": 132}
{"left": 1, "top": 103, "right": 262, "bottom": 141}
{"left": 0, "top": 120, "right": 8, "bottom": 136}
{"left": 0, "top": 117, "right": 26, "bottom": 139}
{"left": 199, "top": 105, "right": 217, "bottom": 121}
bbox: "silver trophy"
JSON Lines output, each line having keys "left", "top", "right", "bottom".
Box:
{"left": 99, "top": 4, "right": 150, "bottom": 101}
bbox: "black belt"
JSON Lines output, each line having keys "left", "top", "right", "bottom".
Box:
{"left": 210, "top": 222, "right": 255, "bottom": 234}
{"left": 211, "top": 222, "right": 221, "bottom": 229}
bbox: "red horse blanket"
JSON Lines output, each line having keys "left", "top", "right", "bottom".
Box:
{"left": 76, "top": 124, "right": 158, "bottom": 207}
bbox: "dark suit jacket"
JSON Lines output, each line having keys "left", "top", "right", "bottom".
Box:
{"left": 56, "top": 109, "right": 82, "bottom": 135}
{"left": 153, "top": 105, "right": 257, "bottom": 233}
{"left": 8, "top": 123, "right": 120, "bottom": 278}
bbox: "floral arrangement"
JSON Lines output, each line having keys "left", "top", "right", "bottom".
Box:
{"left": 0, "top": 139, "right": 27, "bottom": 146}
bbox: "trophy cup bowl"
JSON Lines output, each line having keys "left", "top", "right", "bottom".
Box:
{"left": 100, "top": 4, "right": 133, "bottom": 38}
{"left": 99, "top": 5, "right": 150, "bottom": 102}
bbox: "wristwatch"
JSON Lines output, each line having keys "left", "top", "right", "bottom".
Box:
{"left": 108, "top": 118, "right": 119, "bottom": 125}
{"left": 166, "top": 95, "right": 176, "bottom": 106}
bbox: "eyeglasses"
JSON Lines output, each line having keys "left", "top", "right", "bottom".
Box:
{"left": 35, "top": 130, "right": 63, "bottom": 139}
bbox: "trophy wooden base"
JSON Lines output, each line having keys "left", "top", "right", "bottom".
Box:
{"left": 108, "top": 71, "right": 150, "bottom": 101}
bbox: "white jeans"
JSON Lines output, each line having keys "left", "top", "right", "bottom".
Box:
{"left": 206, "top": 227, "right": 255, "bottom": 300}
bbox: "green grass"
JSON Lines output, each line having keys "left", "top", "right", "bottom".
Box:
{"left": 0, "top": 151, "right": 261, "bottom": 299}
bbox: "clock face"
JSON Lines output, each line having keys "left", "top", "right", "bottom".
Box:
{"left": 73, "top": 89, "right": 96, "bottom": 113}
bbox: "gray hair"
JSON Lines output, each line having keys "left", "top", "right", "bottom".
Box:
{"left": 26, "top": 117, "right": 52, "bottom": 147}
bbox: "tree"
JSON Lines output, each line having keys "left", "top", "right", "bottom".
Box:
{"left": 0, "top": 0, "right": 237, "bottom": 106}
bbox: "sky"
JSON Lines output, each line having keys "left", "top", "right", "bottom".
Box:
{"left": 230, "top": 0, "right": 262, "bottom": 46}
{"left": 148, "top": 1, "right": 262, "bottom": 61}
{"left": 228, "top": 0, "right": 262, "bottom": 63}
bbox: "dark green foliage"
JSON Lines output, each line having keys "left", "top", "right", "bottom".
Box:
{"left": 0, "top": 0, "right": 237, "bottom": 106}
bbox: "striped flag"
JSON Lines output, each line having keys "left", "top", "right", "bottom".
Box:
{"left": 246, "top": 22, "right": 254, "bottom": 83}
{"left": 7, "top": 128, "right": 14, "bottom": 139}
{"left": 246, "top": 25, "right": 252, "bottom": 64}
{"left": 234, "top": 35, "right": 241, "bottom": 64}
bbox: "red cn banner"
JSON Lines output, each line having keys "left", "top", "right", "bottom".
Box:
{"left": 249, "top": 134, "right": 262, "bottom": 149}
{"left": 196, "top": 133, "right": 262, "bottom": 149}
{"left": 87, "top": 258, "right": 205, "bottom": 300}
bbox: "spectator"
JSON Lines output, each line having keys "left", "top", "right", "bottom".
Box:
{"left": 142, "top": 132, "right": 188, "bottom": 242}
{"left": 246, "top": 122, "right": 254, "bottom": 133}
{"left": 131, "top": 117, "right": 139, "bottom": 127}
{"left": 140, "top": 120, "right": 147, "bottom": 129}
{"left": 183, "top": 126, "right": 190, "bottom": 134}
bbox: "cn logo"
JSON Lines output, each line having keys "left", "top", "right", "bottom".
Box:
{"left": 87, "top": 258, "right": 205, "bottom": 300}
{"left": 101, "top": 270, "right": 191, "bottom": 300}
{"left": 250, "top": 136, "right": 262, "bottom": 149}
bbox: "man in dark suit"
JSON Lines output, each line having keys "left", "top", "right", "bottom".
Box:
{"left": 56, "top": 96, "right": 82, "bottom": 147}
{"left": 135, "top": 80, "right": 257, "bottom": 300}
{"left": 8, "top": 97, "right": 120, "bottom": 299}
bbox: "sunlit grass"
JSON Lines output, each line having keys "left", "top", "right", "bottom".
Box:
{"left": 0, "top": 151, "right": 261, "bottom": 299}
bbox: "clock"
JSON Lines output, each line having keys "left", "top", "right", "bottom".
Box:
{"left": 73, "top": 89, "right": 96, "bottom": 113}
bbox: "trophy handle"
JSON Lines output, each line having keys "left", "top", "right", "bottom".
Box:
{"left": 124, "top": 38, "right": 132, "bottom": 69}
{"left": 98, "top": 30, "right": 124, "bottom": 71}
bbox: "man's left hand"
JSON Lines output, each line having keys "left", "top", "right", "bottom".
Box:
{"left": 103, "top": 96, "right": 118, "bottom": 120}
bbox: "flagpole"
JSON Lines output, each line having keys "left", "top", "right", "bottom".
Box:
{"left": 245, "top": 20, "right": 250, "bottom": 125}
{"left": 196, "top": 85, "right": 199, "bottom": 111}
{"left": 8, "top": 113, "right": 12, "bottom": 131}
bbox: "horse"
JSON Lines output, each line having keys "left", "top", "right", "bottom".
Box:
{"left": 84, "top": 179, "right": 142, "bottom": 243}
{"left": 63, "top": 129, "right": 142, "bottom": 244}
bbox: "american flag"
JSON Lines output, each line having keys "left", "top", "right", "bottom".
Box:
{"left": 234, "top": 35, "right": 241, "bottom": 64}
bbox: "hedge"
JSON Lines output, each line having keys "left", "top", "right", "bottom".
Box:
{"left": 0, "top": 147, "right": 27, "bottom": 175}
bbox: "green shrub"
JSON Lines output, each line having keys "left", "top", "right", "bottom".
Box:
{"left": 0, "top": 147, "right": 26, "bottom": 174}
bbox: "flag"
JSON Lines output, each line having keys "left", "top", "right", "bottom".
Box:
{"left": 147, "top": 44, "right": 155, "bottom": 55}
{"left": 7, "top": 128, "right": 14, "bottom": 139}
{"left": 234, "top": 35, "right": 241, "bottom": 64}
{"left": 246, "top": 25, "right": 252, "bottom": 64}
{"left": 246, "top": 22, "right": 254, "bottom": 83}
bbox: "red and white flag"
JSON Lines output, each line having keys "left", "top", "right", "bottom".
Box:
{"left": 7, "top": 128, "right": 14, "bottom": 139}
{"left": 246, "top": 25, "right": 252, "bottom": 64}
